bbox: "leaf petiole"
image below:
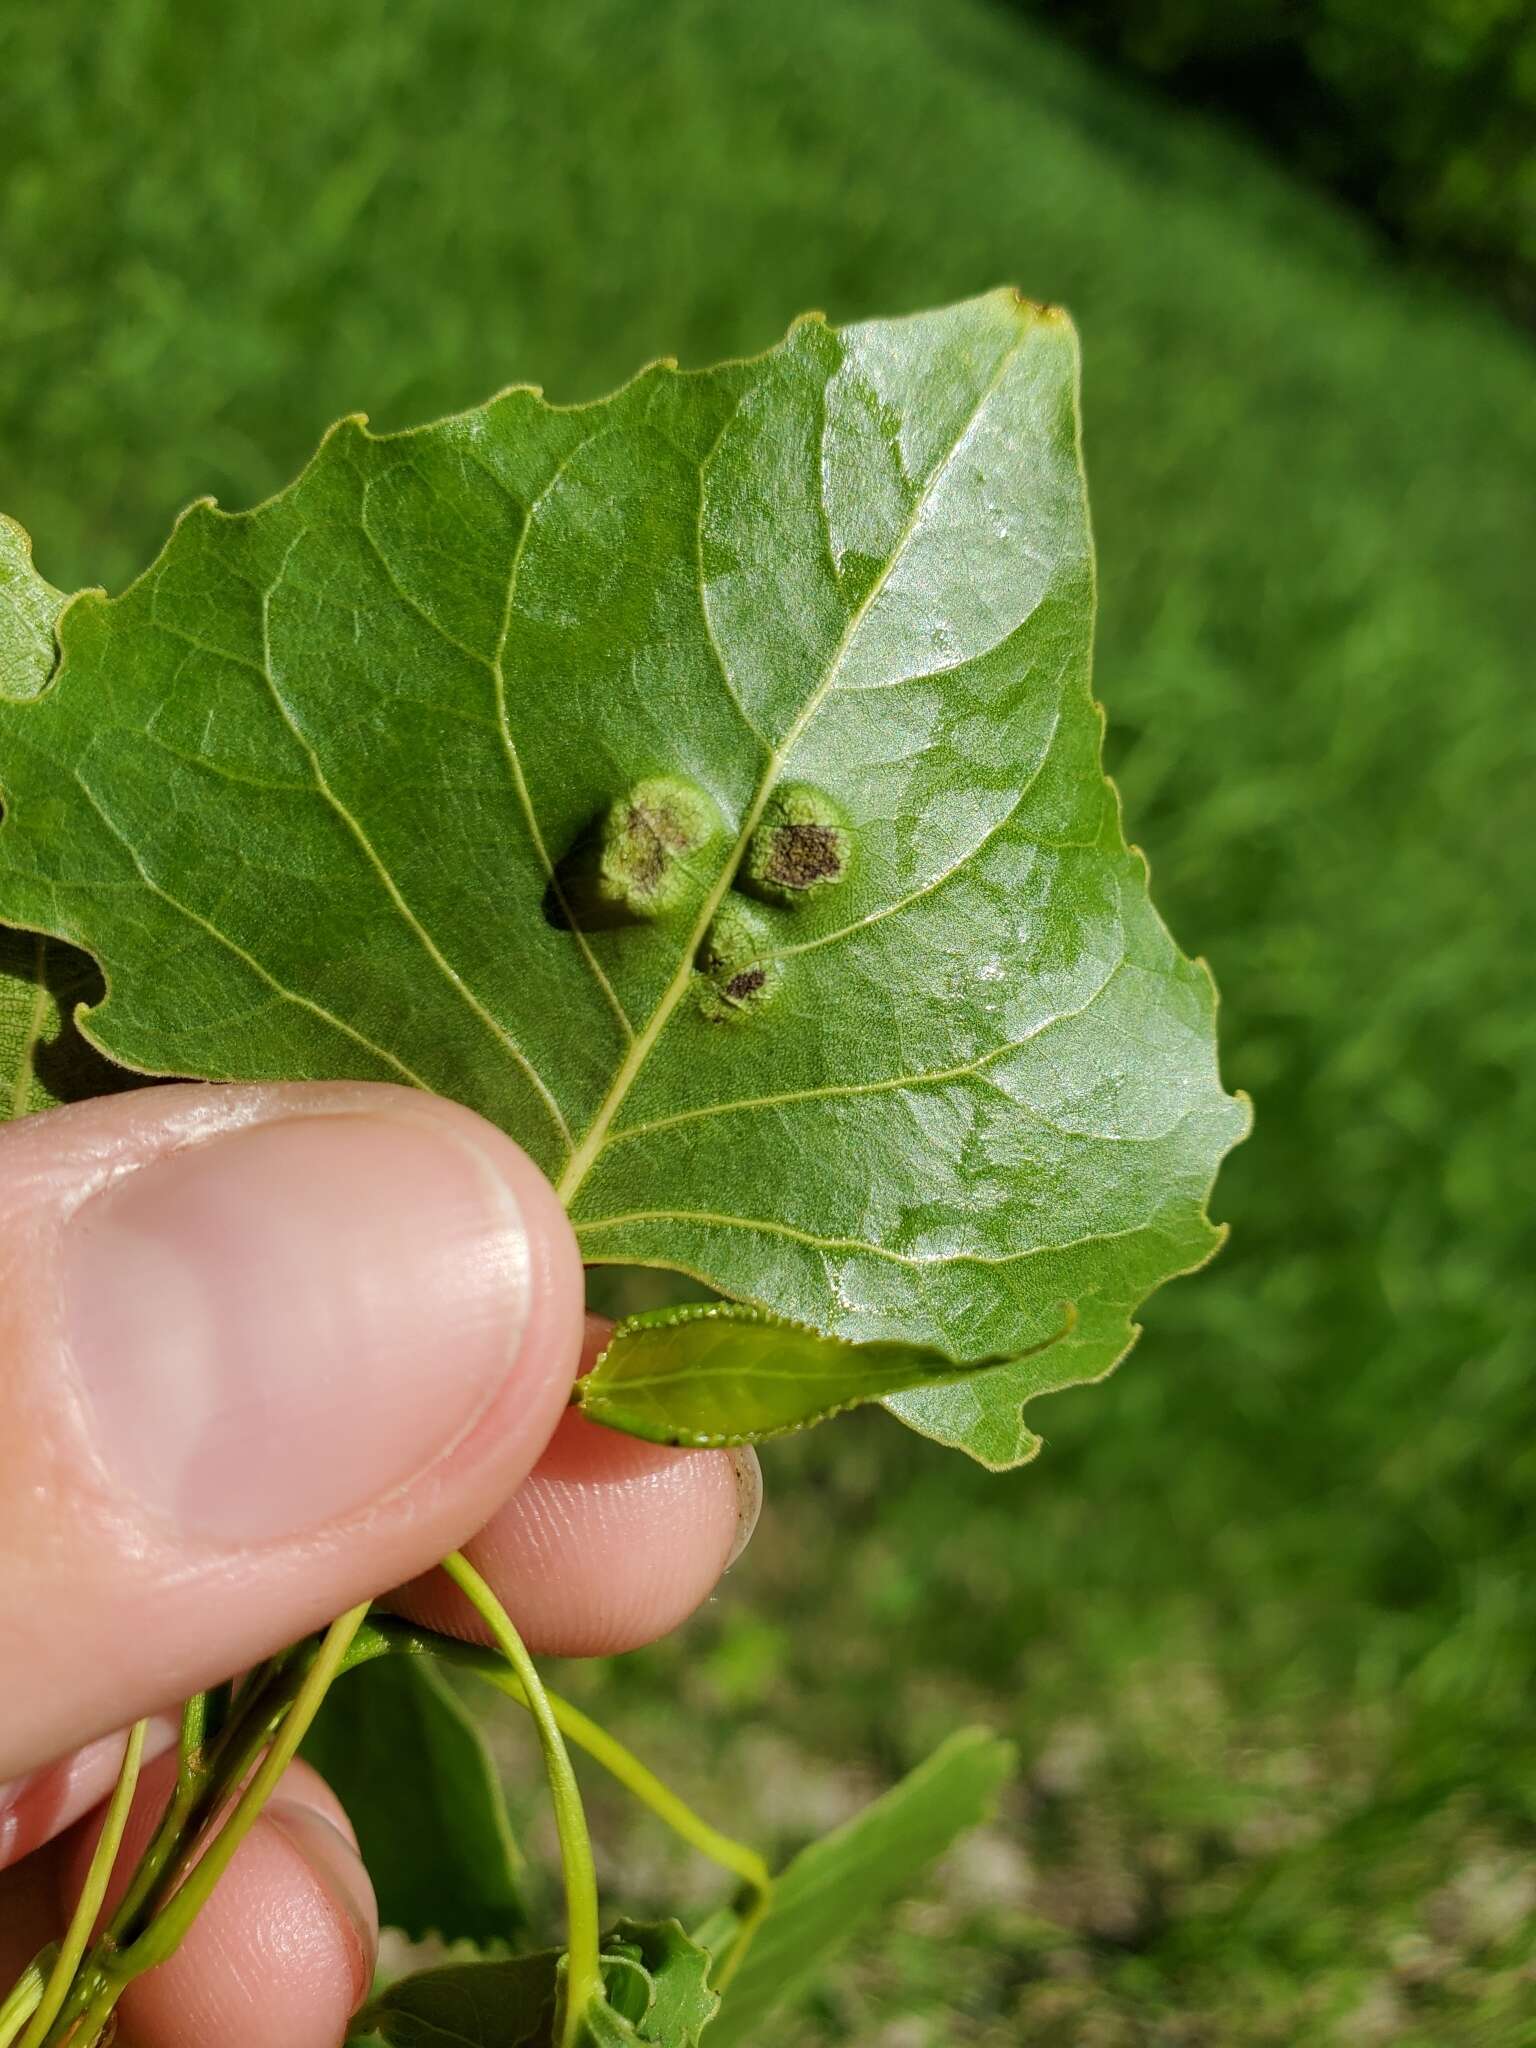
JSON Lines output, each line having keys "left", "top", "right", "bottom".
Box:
{"left": 0, "top": 1953, "right": 51, "bottom": 2048}
{"left": 440, "top": 1553, "right": 602, "bottom": 2048}
{"left": 104, "top": 1651, "right": 297, "bottom": 1952}
{"left": 116, "top": 1605, "right": 369, "bottom": 1977}
{"left": 18, "top": 1720, "right": 146, "bottom": 2048}
{"left": 346, "top": 1616, "right": 773, "bottom": 1928}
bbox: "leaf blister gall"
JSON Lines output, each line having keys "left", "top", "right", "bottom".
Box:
{"left": 741, "top": 783, "right": 851, "bottom": 906}
{"left": 554, "top": 775, "right": 721, "bottom": 930}
{"left": 695, "top": 902, "right": 780, "bottom": 1021}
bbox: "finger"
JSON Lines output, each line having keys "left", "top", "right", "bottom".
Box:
{"left": 59, "top": 1752, "right": 376, "bottom": 2048}
{"left": 0, "top": 1717, "right": 180, "bottom": 1873}
{"left": 0, "top": 1841, "right": 60, "bottom": 1983}
{"left": 0, "top": 1081, "right": 585, "bottom": 1781}
{"left": 394, "top": 1316, "right": 763, "bottom": 1656}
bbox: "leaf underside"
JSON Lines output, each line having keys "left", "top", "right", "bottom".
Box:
{"left": 0, "top": 290, "right": 1247, "bottom": 1467}
{"left": 302, "top": 1653, "right": 525, "bottom": 1947}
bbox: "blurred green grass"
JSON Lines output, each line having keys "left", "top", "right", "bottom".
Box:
{"left": 4, "top": 0, "right": 1535, "bottom": 2038}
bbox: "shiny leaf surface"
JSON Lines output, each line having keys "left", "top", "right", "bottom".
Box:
{"left": 0, "top": 293, "right": 1246, "bottom": 1463}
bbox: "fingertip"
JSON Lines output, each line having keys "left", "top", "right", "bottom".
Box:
{"left": 394, "top": 1405, "right": 758, "bottom": 1656}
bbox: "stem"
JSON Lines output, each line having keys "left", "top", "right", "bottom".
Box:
{"left": 351, "top": 1619, "right": 771, "bottom": 1902}
{"left": 18, "top": 1721, "right": 147, "bottom": 2048}
{"left": 176, "top": 1691, "right": 209, "bottom": 1796}
{"left": 441, "top": 1554, "right": 602, "bottom": 2047}
{"left": 709, "top": 1883, "right": 771, "bottom": 1994}
{"left": 116, "top": 1605, "right": 369, "bottom": 1977}
{"left": 54, "top": 1977, "right": 115, "bottom": 2048}
{"left": 106, "top": 1654, "right": 295, "bottom": 1950}
{"left": 535, "top": 1692, "right": 772, "bottom": 1905}
{"left": 0, "top": 1956, "right": 50, "bottom": 2048}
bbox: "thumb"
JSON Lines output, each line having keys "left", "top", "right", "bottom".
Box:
{"left": 0, "top": 1080, "right": 584, "bottom": 1780}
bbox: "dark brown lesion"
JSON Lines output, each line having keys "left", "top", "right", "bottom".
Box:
{"left": 741, "top": 783, "right": 853, "bottom": 907}
{"left": 723, "top": 965, "right": 767, "bottom": 1003}
{"left": 763, "top": 820, "right": 846, "bottom": 891}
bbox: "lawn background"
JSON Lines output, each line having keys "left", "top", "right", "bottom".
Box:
{"left": 4, "top": 1, "right": 1535, "bottom": 2040}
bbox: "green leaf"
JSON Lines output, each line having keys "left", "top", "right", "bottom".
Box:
{"left": 571, "top": 1994, "right": 644, "bottom": 2048}
{"left": 363, "top": 1924, "right": 715, "bottom": 2048}
{"left": 700, "top": 1727, "right": 1015, "bottom": 2047}
{"left": 0, "top": 291, "right": 1247, "bottom": 1464}
{"left": 600, "top": 1922, "right": 718, "bottom": 2044}
{"left": 0, "top": 927, "right": 138, "bottom": 1121}
{"left": 0, "top": 513, "right": 66, "bottom": 701}
{"left": 0, "top": 520, "right": 134, "bottom": 1122}
{"left": 363, "top": 1947, "right": 559, "bottom": 2047}
{"left": 302, "top": 1655, "right": 525, "bottom": 1947}
{"left": 0, "top": 521, "right": 142, "bottom": 1122}
{"left": 577, "top": 1299, "right": 1073, "bottom": 1446}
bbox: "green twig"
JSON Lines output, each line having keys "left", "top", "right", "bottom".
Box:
{"left": 176, "top": 1691, "right": 209, "bottom": 1796}
{"left": 350, "top": 1618, "right": 772, "bottom": 1907}
{"left": 440, "top": 1555, "right": 602, "bottom": 2048}
{"left": 115, "top": 1605, "right": 369, "bottom": 1978}
{"left": 0, "top": 1954, "right": 50, "bottom": 2048}
{"left": 105, "top": 1653, "right": 295, "bottom": 1954}
{"left": 18, "top": 1721, "right": 147, "bottom": 2048}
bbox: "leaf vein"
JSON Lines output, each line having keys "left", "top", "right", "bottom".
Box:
{"left": 255, "top": 535, "right": 575, "bottom": 1147}
{"left": 489, "top": 427, "right": 638, "bottom": 1045}
{"left": 64, "top": 769, "right": 437, "bottom": 1090}
{"left": 556, "top": 328, "right": 1032, "bottom": 1204}
{"left": 602, "top": 952, "right": 1127, "bottom": 1149}
{"left": 771, "top": 683, "right": 1069, "bottom": 964}
{"left": 575, "top": 1191, "right": 1182, "bottom": 1272}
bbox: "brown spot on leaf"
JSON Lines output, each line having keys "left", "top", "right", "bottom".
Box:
{"left": 765, "top": 821, "right": 845, "bottom": 890}
{"left": 724, "top": 966, "right": 767, "bottom": 1002}
{"left": 741, "top": 784, "right": 853, "bottom": 907}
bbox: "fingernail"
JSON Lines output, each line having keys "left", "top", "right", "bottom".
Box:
{"left": 64, "top": 1111, "right": 531, "bottom": 1545}
{"left": 725, "top": 1446, "right": 763, "bottom": 1568}
{"left": 267, "top": 1800, "right": 378, "bottom": 2001}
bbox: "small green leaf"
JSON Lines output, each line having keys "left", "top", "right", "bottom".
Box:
{"left": 364, "top": 1925, "right": 715, "bottom": 2048}
{"left": 364, "top": 1948, "right": 559, "bottom": 2047}
{"left": 569, "top": 1999, "right": 642, "bottom": 2047}
{"left": 0, "top": 513, "right": 67, "bottom": 701}
{"left": 601, "top": 1921, "right": 718, "bottom": 2043}
{"left": 701, "top": 1727, "right": 1015, "bottom": 2046}
{"left": 577, "top": 1300, "right": 1073, "bottom": 1446}
{"left": 571, "top": 1996, "right": 644, "bottom": 2048}
{"left": 0, "top": 294, "right": 1247, "bottom": 1464}
{"left": 302, "top": 1655, "right": 524, "bottom": 1946}
{"left": 0, "top": 927, "right": 138, "bottom": 1122}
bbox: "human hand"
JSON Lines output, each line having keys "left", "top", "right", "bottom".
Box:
{"left": 0, "top": 1082, "right": 759, "bottom": 2047}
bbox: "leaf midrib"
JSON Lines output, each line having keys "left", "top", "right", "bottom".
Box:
{"left": 554, "top": 327, "right": 1029, "bottom": 1210}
